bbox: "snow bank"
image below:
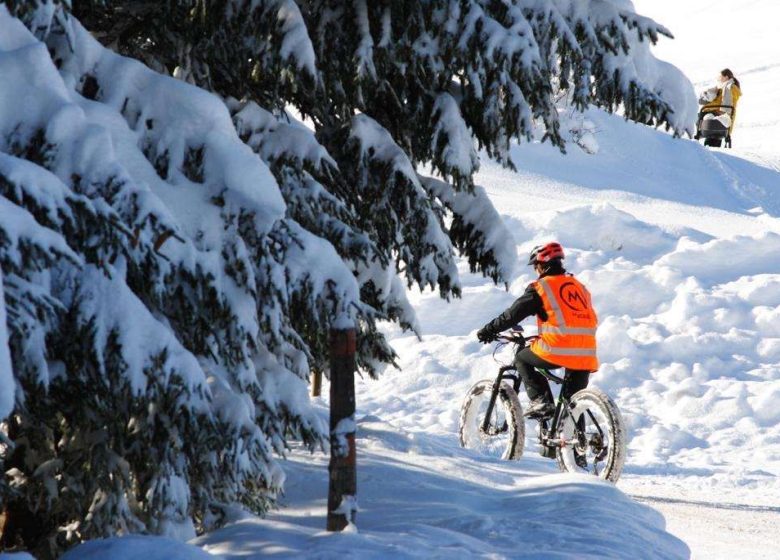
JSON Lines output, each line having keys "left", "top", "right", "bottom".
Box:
{"left": 530, "top": 210, "right": 780, "bottom": 497}
{"left": 509, "top": 107, "right": 780, "bottom": 217}
{"left": 196, "top": 417, "right": 688, "bottom": 559}
{"left": 62, "top": 535, "right": 221, "bottom": 560}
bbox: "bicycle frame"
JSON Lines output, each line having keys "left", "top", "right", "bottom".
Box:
{"left": 479, "top": 336, "right": 582, "bottom": 451}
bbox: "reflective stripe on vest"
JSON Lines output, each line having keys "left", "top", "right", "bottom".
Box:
{"left": 539, "top": 325, "right": 598, "bottom": 336}
{"left": 533, "top": 339, "right": 597, "bottom": 356}
{"left": 537, "top": 278, "right": 565, "bottom": 324}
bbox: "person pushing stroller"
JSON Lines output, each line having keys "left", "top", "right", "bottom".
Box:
{"left": 696, "top": 68, "right": 742, "bottom": 148}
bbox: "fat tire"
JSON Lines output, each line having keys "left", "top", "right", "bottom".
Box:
{"left": 459, "top": 379, "right": 525, "bottom": 460}
{"left": 555, "top": 387, "right": 626, "bottom": 483}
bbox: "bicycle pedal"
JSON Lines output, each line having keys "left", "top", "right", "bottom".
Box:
{"left": 539, "top": 445, "right": 556, "bottom": 459}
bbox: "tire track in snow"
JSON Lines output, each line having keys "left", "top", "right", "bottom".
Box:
{"left": 630, "top": 494, "right": 780, "bottom": 513}
{"left": 629, "top": 493, "right": 780, "bottom": 559}
{"left": 696, "top": 145, "right": 775, "bottom": 213}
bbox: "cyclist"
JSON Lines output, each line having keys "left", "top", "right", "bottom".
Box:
{"left": 476, "top": 242, "right": 599, "bottom": 420}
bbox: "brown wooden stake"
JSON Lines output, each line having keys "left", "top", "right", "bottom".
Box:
{"left": 326, "top": 326, "right": 357, "bottom": 531}
{"left": 311, "top": 369, "right": 322, "bottom": 397}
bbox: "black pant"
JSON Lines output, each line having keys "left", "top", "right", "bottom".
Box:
{"left": 514, "top": 347, "right": 589, "bottom": 404}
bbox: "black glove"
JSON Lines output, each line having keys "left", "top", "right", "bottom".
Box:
{"left": 477, "top": 327, "right": 497, "bottom": 344}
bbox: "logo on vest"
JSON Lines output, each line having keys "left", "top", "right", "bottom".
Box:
{"left": 559, "top": 282, "right": 588, "bottom": 312}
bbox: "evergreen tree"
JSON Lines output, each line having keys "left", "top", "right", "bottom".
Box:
{"left": 70, "top": 0, "right": 689, "bottom": 287}
{"left": 0, "top": 0, "right": 693, "bottom": 554}
{"left": 0, "top": 6, "right": 336, "bottom": 555}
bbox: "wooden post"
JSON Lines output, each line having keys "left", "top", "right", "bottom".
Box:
{"left": 311, "top": 369, "right": 322, "bottom": 397}
{"left": 326, "top": 326, "right": 357, "bottom": 531}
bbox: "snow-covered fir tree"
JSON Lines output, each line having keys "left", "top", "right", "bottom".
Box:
{"left": 0, "top": 0, "right": 693, "bottom": 555}
{"left": 71, "top": 0, "right": 697, "bottom": 280}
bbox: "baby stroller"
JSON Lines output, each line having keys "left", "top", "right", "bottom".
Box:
{"left": 695, "top": 105, "right": 734, "bottom": 148}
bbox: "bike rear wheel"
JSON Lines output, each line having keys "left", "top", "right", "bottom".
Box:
{"left": 555, "top": 388, "right": 626, "bottom": 482}
{"left": 459, "top": 379, "right": 524, "bottom": 460}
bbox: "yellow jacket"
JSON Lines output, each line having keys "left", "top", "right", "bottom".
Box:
{"left": 701, "top": 81, "right": 742, "bottom": 133}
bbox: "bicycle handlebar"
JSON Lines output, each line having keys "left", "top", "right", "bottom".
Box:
{"left": 496, "top": 333, "right": 535, "bottom": 344}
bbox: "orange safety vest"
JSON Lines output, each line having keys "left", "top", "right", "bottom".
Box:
{"left": 530, "top": 275, "right": 599, "bottom": 372}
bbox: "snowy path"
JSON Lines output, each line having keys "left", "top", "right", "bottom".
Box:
{"left": 628, "top": 494, "right": 780, "bottom": 560}
{"left": 198, "top": 424, "right": 689, "bottom": 559}
{"left": 196, "top": 115, "right": 780, "bottom": 560}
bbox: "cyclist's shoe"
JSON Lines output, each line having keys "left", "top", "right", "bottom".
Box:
{"left": 540, "top": 445, "right": 557, "bottom": 459}
{"left": 524, "top": 400, "right": 555, "bottom": 419}
{"left": 574, "top": 450, "right": 588, "bottom": 469}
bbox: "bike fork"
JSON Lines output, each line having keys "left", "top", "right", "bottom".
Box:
{"left": 480, "top": 367, "right": 516, "bottom": 433}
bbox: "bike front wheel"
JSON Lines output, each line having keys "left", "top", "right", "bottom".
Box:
{"left": 459, "top": 379, "right": 524, "bottom": 460}
{"left": 555, "top": 388, "right": 627, "bottom": 482}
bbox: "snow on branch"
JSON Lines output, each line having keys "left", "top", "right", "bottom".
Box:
{"left": 420, "top": 175, "right": 517, "bottom": 286}
{"left": 231, "top": 100, "right": 406, "bottom": 375}
{"left": 346, "top": 115, "right": 461, "bottom": 298}
{"left": 431, "top": 93, "right": 480, "bottom": 191}
{"left": 275, "top": 0, "right": 317, "bottom": 76}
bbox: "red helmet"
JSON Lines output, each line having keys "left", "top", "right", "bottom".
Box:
{"left": 528, "top": 242, "right": 564, "bottom": 265}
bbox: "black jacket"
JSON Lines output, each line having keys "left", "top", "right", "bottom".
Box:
{"left": 481, "top": 269, "right": 567, "bottom": 335}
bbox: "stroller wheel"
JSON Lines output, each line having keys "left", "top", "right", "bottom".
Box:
{"left": 704, "top": 137, "right": 722, "bottom": 148}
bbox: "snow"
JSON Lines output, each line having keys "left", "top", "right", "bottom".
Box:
{"left": 420, "top": 176, "right": 518, "bottom": 284}
{"left": 62, "top": 535, "right": 220, "bottom": 560}
{"left": 431, "top": 93, "right": 480, "bottom": 179}
{"left": 0, "top": 194, "right": 79, "bottom": 271}
{"left": 56, "top": 265, "right": 211, "bottom": 398}
{"left": 233, "top": 102, "right": 336, "bottom": 172}
{"left": 275, "top": 0, "right": 317, "bottom": 77}
{"left": 55, "top": 18, "right": 287, "bottom": 235}
{"left": 195, "top": 422, "right": 688, "bottom": 559}
{"left": 0, "top": 4, "right": 335, "bottom": 543}
{"left": 596, "top": 0, "right": 699, "bottom": 135}
{"left": 348, "top": 114, "right": 460, "bottom": 292}
{"left": 188, "top": 4, "right": 780, "bottom": 556}
{"left": 332, "top": 415, "right": 357, "bottom": 458}
{"left": 186, "top": 102, "right": 780, "bottom": 558}
{"left": 495, "top": 141, "right": 779, "bottom": 508}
